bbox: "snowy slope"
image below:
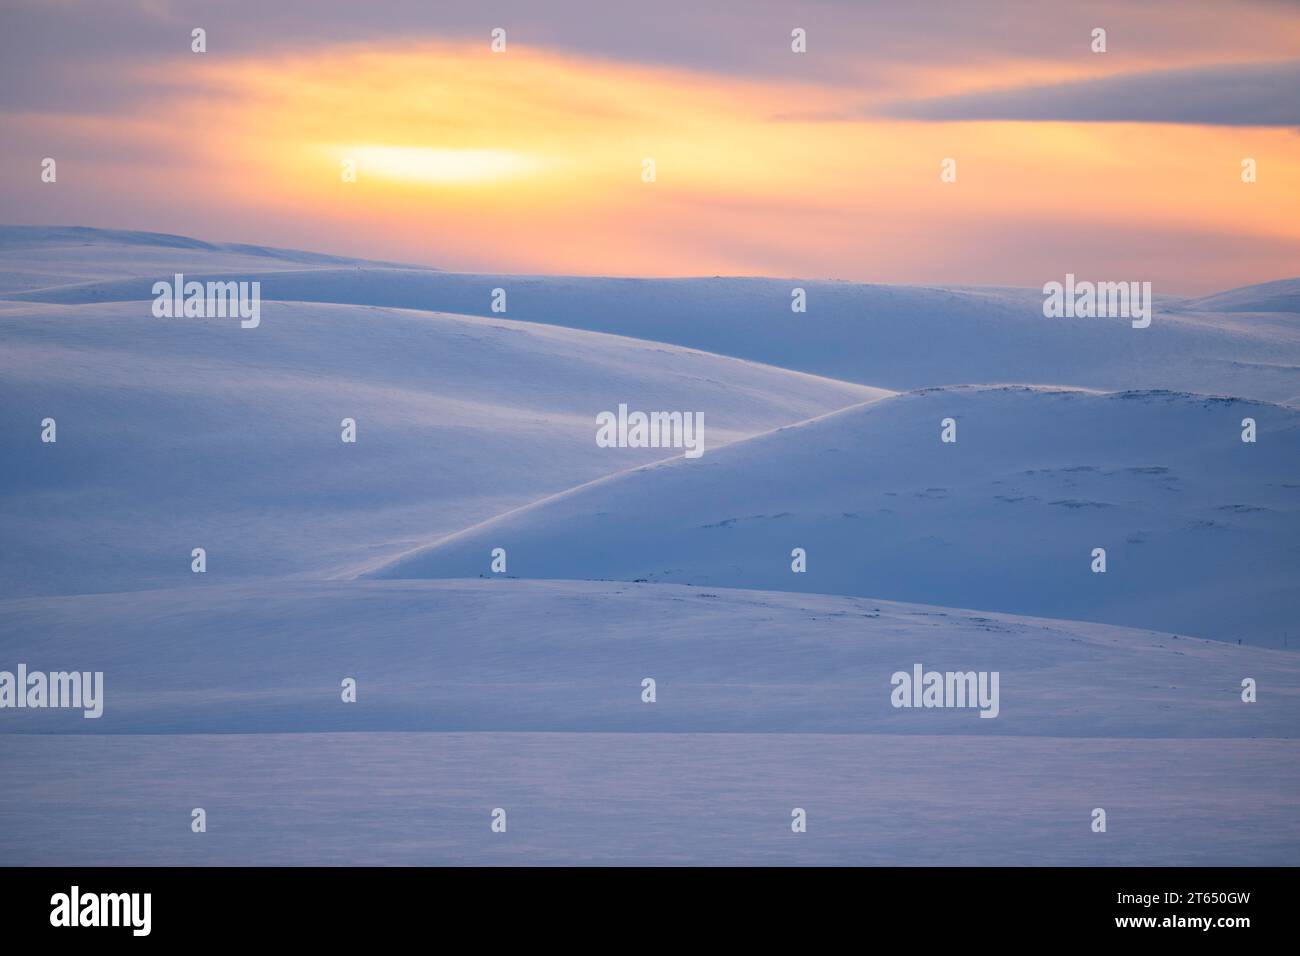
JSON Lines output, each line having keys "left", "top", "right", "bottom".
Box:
{"left": 1, "top": 578, "right": 1294, "bottom": 737}
{"left": 374, "top": 386, "right": 1300, "bottom": 646}
{"left": 1, "top": 578, "right": 1295, "bottom": 865}
{"left": 7, "top": 229, "right": 1299, "bottom": 403}
{"left": 1181, "top": 277, "right": 1300, "bottom": 315}
{"left": 0, "top": 298, "right": 880, "bottom": 598}
{"left": 0, "top": 225, "right": 421, "bottom": 294}
{"left": 2, "top": 227, "right": 1297, "bottom": 867}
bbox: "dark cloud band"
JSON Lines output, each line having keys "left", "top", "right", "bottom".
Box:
{"left": 885, "top": 61, "right": 1300, "bottom": 126}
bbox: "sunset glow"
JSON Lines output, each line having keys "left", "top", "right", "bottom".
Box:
{"left": 335, "top": 146, "right": 551, "bottom": 186}
{"left": 3, "top": 2, "right": 1298, "bottom": 292}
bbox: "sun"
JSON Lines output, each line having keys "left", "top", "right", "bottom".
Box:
{"left": 337, "top": 145, "right": 549, "bottom": 186}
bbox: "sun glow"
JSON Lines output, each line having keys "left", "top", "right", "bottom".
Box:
{"left": 340, "top": 145, "right": 549, "bottom": 185}
{"left": 29, "top": 36, "right": 1297, "bottom": 290}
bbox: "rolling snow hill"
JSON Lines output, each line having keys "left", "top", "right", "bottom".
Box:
{"left": 374, "top": 386, "right": 1300, "bottom": 646}
{"left": 1, "top": 578, "right": 1295, "bottom": 737}
{"left": 1, "top": 577, "right": 1295, "bottom": 866}
{"left": 2, "top": 226, "right": 1297, "bottom": 866}
{"left": 6, "top": 228, "right": 1298, "bottom": 404}
{"left": 0, "top": 296, "right": 879, "bottom": 597}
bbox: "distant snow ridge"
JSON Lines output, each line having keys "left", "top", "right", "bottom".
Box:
{"left": 1180, "top": 277, "right": 1300, "bottom": 314}
{"left": 6, "top": 227, "right": 1298, "bottom": 403}
{"left": 0, "top": 224, "right": 426, "bottom": 268}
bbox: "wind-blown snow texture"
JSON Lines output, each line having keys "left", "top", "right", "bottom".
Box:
{"left": 1, "top": 227, "right": 1297, "bottom": 865}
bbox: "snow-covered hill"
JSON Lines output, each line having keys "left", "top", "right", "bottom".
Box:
{"left": 7, "top": 228, "right": 1299, "bottom": 403}
{"left": 374, "top": 386, "right": 1300, "bottom": 646}
{"left": 0, "top": 225, "right": 425, "bottom": 294}
{"left": 1, "top": 578, "right": 1295, "bottom": 865}
{"left": 2, "top": 226, "right": 1297, "bottom": 866}
{"left": 0, "top": 297, "right": 878, "bottom": 597}
{"left": 1181, "top": 277, "right": 1300, "bottom": 315}
{"left": 2, "top": 578, "right": 1294, "bottom": 737}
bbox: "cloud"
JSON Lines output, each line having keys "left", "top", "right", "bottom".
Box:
{"left": 6, "top": 0, "right": 1300, "bottom": 114}
{"left": 883, "top": 61, "right": 1300, "bottom": 126}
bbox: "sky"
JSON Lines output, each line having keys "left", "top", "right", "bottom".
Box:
{"left": 1, "top": 0, "right": 1297, "bottom": 293}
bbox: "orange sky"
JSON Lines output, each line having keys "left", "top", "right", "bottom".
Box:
{"left": 4, "top": 15, "right": 1299, "bottom": 293}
